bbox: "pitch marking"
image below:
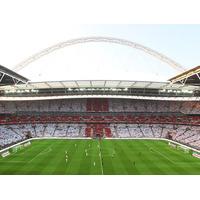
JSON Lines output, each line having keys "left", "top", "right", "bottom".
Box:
{"left": 28, "top": 144, "right": 54, "bottom": 163}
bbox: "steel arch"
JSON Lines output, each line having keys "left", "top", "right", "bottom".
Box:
{"left": 13, "top": 36, "right": 186, "bottom": 72}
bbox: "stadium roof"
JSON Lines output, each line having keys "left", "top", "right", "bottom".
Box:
{"left": 169, "top": 65, "right": 200, "bottom": 86}
{"left": 0, "top": 65, "right": 29, "bottom": 86}
{"left": 0, "top": 80, "right": 198, "bottom": 91}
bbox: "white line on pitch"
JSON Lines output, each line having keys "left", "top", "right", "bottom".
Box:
{"left": 98, "top": 142, "right": 104, "bottom": 175}
{"left": 151, "top": 148, "right": 175, "bottom": 164}
{"left": 28, "top": 144, "right": 54, "bottom": 163}
{"left": 142, "top": 142, "right": 175, "bottom": 164}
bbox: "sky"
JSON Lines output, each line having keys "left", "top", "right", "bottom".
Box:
{"left": 0, "top": 3, "right": 200, "bottom": 82}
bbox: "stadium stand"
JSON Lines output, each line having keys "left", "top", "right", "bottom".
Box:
{"left": 0, "top": 98, "right": 200, "bottom": 149}
{"left": 0, "top": 99, "right": 200, "bottom": 114}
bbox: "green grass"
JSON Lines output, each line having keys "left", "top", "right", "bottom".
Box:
{"left": 0, "top": 139, "right": 200, "bottom": 175}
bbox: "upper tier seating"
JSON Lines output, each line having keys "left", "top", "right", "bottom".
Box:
{"left": 108, "top": 99, "right": 200, "bottom": 114}
{"left": 0, "top": 99, "right": 199, "bottom": 114}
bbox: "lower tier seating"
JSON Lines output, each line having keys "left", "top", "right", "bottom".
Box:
{"left": 85, "top": 124, "right": 112, "bottom": 138}
{"left": 0, "top": 123, "right": 200, "bottom": 150}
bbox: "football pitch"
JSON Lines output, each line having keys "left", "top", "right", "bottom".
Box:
{"left": 0, "top": 139, "right": 200, "bottom": 175}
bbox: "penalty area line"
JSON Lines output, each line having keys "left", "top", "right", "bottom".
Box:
{"left": 28, "top": 144, "right": 54, "bottom": 163}
{"left": 151, "top": 147, "right": 175, "bottom": 164}
{"left": 142, "top": 141, "right": 175, "bottom": 164}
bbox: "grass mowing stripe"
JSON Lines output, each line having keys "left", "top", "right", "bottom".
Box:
{"left": 126, "top": 140, "right": 154, "bottom": 174}
{"left": 116, "top": 140, "right": 141, "bottom": 175}
{"left": 66, "top": 140, "right": 86, "bottom": 175}
{"left": 112, "top": 140, "right": 136, "bottom": 175}
{"left": 98, "top": 140, "right": 104, "bottom": 175}
{"left": 40, "top": 140, "right": 74, "bottom": 175}
{"left": 142, "top": 140, "right": 181, "bottom": 174}
{"left": 89, "top": 140, "right": 101, "bottom": 175}
{"left": 142, "top": 140, "right": 189, "bottom": 175}
{"left": 28, "top": 143, "right": 54, "bottom": 163}
{"left": 64, "top": 140, "right": 79, "bottom": 174}
{"left": 0, "top": 140, "right": 51, "bottom": 175}
{"left": 1, "top": 139, "right": 200, "bottom": 175}
{"left": 134, "top": 140, "right": 166, "bottom": 175}
{"left": 149, "top": 145, "right": 175, "bottom": 164}
{"left": 152, "top": 141, "right": 200, "bottom": 174}
{"left": 17, "top": 140, "right": 60, "bottom": 175}
{"left": 101, "top": 140, "right": 116, "bottom": 175}
{"left": 50, "top": 140, "right": 72, "bottom": 175}
{"left": 62, "top": 140, "right": 78, "bottom": 175}
{"left": 78, "top": 140, "right": 92, "bottom": 175}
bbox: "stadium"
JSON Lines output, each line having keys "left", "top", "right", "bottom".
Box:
{"left": 0, "top": 36, "right": 200, "bottom": 175}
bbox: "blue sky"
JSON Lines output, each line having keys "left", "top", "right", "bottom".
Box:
{"left": 1, "top": 24, "right": 200, "bottom": 82}
{"left": 80, "top": 25, "right": 200, "bottom": 68}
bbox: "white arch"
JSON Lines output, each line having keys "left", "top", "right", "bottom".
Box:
{"left": 13, "top": 36, "right": 186, "bottom": 72}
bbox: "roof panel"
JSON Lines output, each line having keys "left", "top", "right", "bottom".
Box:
{"left": 49, "top": 81, "right": 64, "bottom": 88}
{"left": 104, "top": 80, "right": 120, "bottom": 87}
{"left": 147, "top": 82, "right": 166, "bottom": 89}
{"left": 76, "top": 80, "right": 91, "bottom": 87}
{"left": 62, "top": 81, "right": 77, "bottom": 88}
{"left": 133, "top": 81, "right": 150, "bottom": 88}
{"left": 118, "top": 81, "right": 135, "bottom": 87}
{"left": 34, "top": 82, "right": 50, "bottom": 89}
{"left": 91, "top": 80, "right": 105, "bottom": 87}
{"left": 0, "top": 80, "right": 199, "bottom": 92}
